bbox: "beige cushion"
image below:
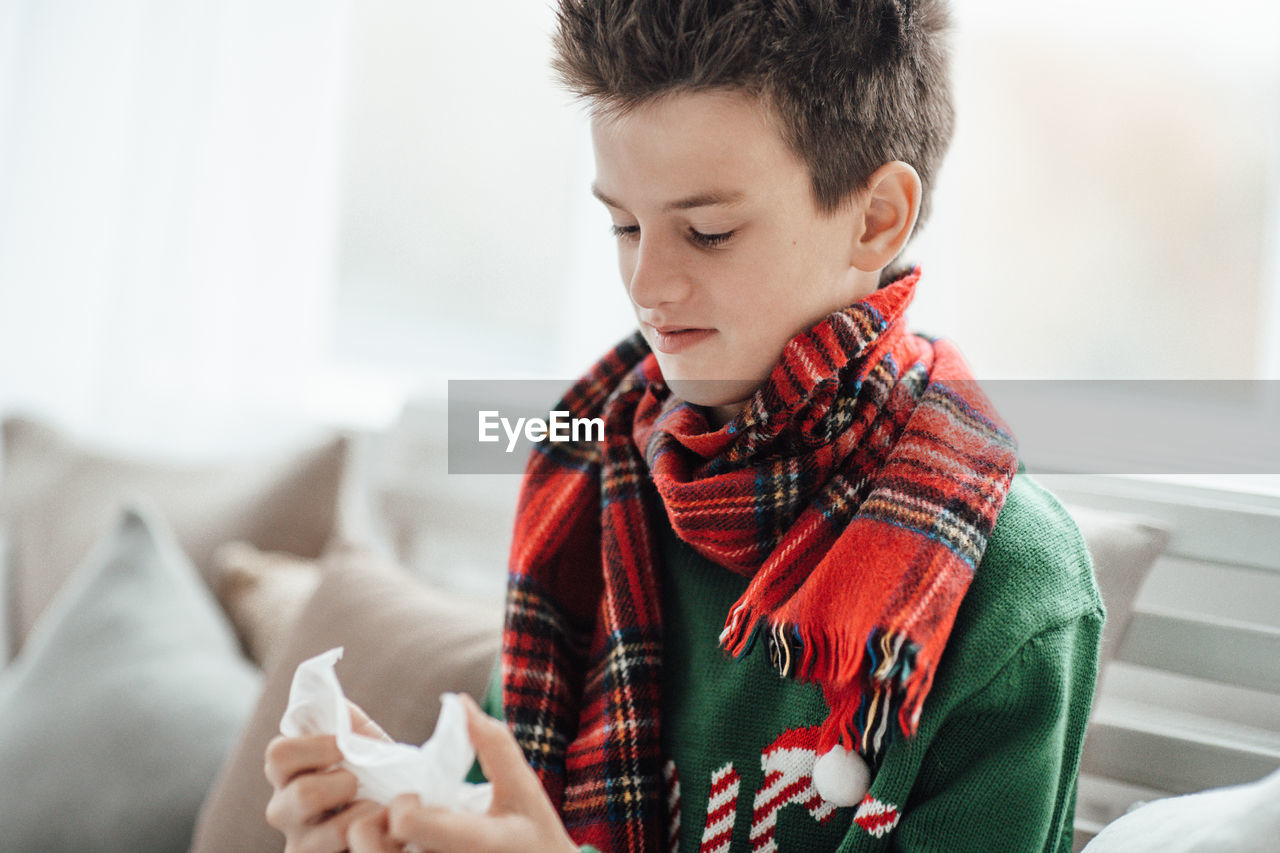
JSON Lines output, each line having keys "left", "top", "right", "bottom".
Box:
{"left": 1063, "top": 502, "right": 1169, "bottom": 690}
{"left": 190, "top": 551, "right": 503, "bottom": 853}
{"left": 211, "top": 541, "right": 324, "bottom": 670}
{"left": 0, "top": 416, "right": 350, "bottom": 653}
{"left": 0, "top": 532, "right": 10, "bottom": 664}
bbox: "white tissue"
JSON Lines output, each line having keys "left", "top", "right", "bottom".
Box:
{"left": 279, "top": 647, "right": 493, "bottom": 813}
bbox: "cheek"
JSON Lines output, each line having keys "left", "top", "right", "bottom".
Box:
{"left": 730, "top": 255, "right": 803, "bottom": 324}
{"left": 616, "top": 251, "right": 637, "bottom": 298}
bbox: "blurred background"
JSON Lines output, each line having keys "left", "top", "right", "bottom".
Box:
{"left": 0, "top": 0, "right": 1277, "bottom": 456}
{"left": 2, "top": 7, "right": 1278, "bottom": 846}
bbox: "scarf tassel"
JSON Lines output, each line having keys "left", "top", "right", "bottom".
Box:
{"left": 720, "top": 604, "right": 926, "bottom": 762}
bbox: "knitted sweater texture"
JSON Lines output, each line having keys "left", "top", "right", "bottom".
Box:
{"left": 485, "top": 465, "right": 1103, "bottom": 852}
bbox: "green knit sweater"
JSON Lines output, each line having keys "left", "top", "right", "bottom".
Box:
{"left": 485, "top": 466, "right": 1104, "bottom": 852}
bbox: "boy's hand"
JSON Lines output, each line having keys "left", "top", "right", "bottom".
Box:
{"left": 264, "top": 701, "right": 392, "bottom": 852}
{"left": 349, "top": 694, "right": 578, "bottom": 853}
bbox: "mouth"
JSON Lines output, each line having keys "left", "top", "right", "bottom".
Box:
{"left": 646, "top": 323, "right": 716, "bottom": 355}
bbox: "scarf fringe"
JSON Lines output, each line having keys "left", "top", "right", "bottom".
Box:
{"left": 720, "top": 603, "right": 928, "bottom": 762}
{"left": 505, "top": 270, "right": 1018, "bottom": 848}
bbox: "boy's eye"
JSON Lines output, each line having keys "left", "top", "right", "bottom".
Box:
{"left": 609, "top": 223, "right": 735, "bottom": 249}
{"left": 689, "top": 228, "right": 735, "bottom": 249}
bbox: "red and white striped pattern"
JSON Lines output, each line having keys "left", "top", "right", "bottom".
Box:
{"left": 749, "top": 728, "right": 836, "bottom": 852}
{"left": 853, "top": 794, "right": 900, "bottom": 838}
{"left": 699, "top": 762, "right": 740, "bottom": 853}
{"left": 664, "top": 760, "right": 681, "bottom": 853}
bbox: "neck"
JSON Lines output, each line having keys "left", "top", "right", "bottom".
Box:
{"left": 708, "top": 398, "right": 749, "bottom": 428}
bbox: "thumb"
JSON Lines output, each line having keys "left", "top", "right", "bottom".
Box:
{"left": 460, "top": 693, "right": 545, "bottom": 811}
{"left": 348, "top": 700, "right": 393, "bottom": 743}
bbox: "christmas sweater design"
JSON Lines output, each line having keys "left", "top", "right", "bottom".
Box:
{"left": 662, "top": 725, "right": 900, "bottom": 852}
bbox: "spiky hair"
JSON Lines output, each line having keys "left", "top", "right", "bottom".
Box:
{"left": 552, "top": 0, "right": 954, "bottom": 226}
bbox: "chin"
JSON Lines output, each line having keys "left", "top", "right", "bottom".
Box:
{"left": 664, "top": 376, "right": 761, "bottom": 411}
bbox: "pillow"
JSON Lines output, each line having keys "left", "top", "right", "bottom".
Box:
{"left": 1062, "top": 502, "right": 1169, "bottom": 703}
{"left": 0, "top": 503, "right": 261, "bottom": 853}
{"left": 0, "top": 532, "right": 10, "bottom": 665}
{"left": 1082, "top": 765, "right": 1280, "bottom": 852}
{"left": 190, "top": 550, "right": 503, "bottom": 853}
{"left": 212, "top": 540, "right": 324, "bottom": 670}
{"left": 0, "top": 416, "right": 351, "bottom": 652}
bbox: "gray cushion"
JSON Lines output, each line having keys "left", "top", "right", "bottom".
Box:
{"left": 0, "top": 502, "right": 261, "bottom": 853}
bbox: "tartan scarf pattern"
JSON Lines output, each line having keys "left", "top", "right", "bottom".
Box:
{"left": 501, "top": 270, "right": 1019, "bottom": 852}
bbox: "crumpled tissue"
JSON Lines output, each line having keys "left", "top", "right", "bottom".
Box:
{"left": 279, "top": 647, "right": 493, "bottom": 813}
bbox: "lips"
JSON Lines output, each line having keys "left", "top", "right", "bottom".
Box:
{"left": 646, "top": 322, "right": 716, "bottom": 355}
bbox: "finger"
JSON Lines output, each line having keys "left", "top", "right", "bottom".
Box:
{"left": 348, "top": 806, "right": 401, "bottom": 853}
{"left": 266, "top": 769, "right": 353, "bottom": 833}
{"left": 332, "top": 801, "right": 397, "bottom": 853}
{"left": 265, "top": 734, "right": 343, "bottom": 788}
{"left": 459, "top": 694, "right": 545, "bottom": 810}
{"left": 268, "top": 768, "right": 359, "bottom": 831}
{"left": 386, "top": 794, "right": 503, "bottom": 852}
{"left": 284, "top": 801, "right": 384, "bottom": 853}
{"left": 348, "top": 700, "right": 393, "bottom": 743}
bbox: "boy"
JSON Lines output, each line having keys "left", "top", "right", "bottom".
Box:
{"left": 265, "top": 1, "right": 1103, "bottom": 851}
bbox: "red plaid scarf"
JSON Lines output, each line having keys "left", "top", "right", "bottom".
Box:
{"left": 501, "top": 269, "right": 1018, "bottom": 852}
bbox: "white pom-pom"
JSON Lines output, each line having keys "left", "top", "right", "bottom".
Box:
{"left": 813, "top": 746, "right": 870, "bottom": 807}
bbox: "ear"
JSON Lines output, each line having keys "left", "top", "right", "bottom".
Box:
{"left": 850, "top": 161, "right": 922, "bottom": 272}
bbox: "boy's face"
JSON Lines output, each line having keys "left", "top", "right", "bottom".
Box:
{"left": 590, "top": 89, "right": 876, "bottom": 425}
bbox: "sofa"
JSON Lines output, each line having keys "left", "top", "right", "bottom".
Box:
{"left": 0, "top": 412, "right": 1173, "bottom": 852}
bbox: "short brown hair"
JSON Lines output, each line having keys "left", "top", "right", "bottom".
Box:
{"left": 552, "top": 0, "right": 954, "bottom": 227}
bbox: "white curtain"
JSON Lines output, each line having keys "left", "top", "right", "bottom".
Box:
{"left": 0, "top": 0, "right": 350, "bottom": 456}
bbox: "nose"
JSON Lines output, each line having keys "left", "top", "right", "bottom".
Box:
{"left": 626, "top": 233, "right": 690, "bottom": 310}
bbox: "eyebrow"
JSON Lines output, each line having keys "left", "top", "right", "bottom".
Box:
{"left": 591, "top": 185, "right": 745, "bottom": 213}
